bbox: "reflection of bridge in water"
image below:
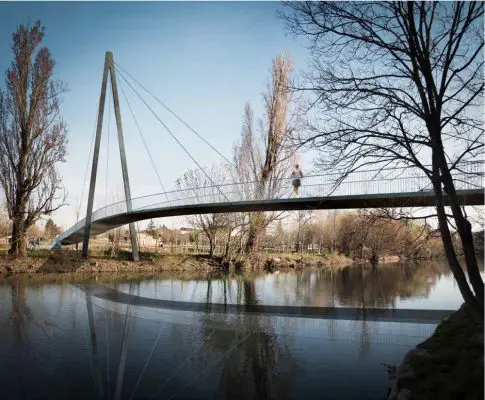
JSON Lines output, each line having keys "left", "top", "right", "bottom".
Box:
{"left": 0, "top": 272, "right": 452, "bottom": 399}
{"left": 81, "top": 284, "right": 453, "bottom": 325}
{"left": 79, "top": 282, "right": 442, "bottom": 399}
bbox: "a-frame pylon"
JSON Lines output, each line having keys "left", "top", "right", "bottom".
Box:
{"left": 82, "top": 52, "right": 139, "bottom": 261}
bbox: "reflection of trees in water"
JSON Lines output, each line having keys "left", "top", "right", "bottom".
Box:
{"left": 357, "top": 289, "right": 372, "bottom": 360}
{"left": 9, "top": 278, "right": 58, "bottom": 346}
{"left": 332, "top": 263, "right": 445, "bottom": 358}
{"left": 270, "top": 262, "right": 446, "bottom": 309}
{"left": 333, "top": 263, "right": 445, "bottom": 308}
{"left": 196, "top": 278, "right": 298, "bottom": 400}
{"left": 268, "top": 263, "right": 447, "bottom": 360}
{"left": 8, "top": 278, "right": 62, "bottom": 397}
{"left": 9, "top": 278, "right": 32, "bottom": 399}
{"left": 218, "top": 330, "right": 296, "bottom": 400}
{"left": 197, "top": 264, "right": 445, "bottom": 375}
{"left": 11, "top": 278, "right": 31, "bottom": 346}
{"left": 270, "top": 270, "right": 334, "bottom": 307}
{"left": 243, "top": 278, "right": 257, "bottom": 306}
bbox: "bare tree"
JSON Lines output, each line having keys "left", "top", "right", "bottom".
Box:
{"left": 176, "top": 163, "right": 233, "bottom": 258}
{"left": 104, "top": 190, "right": 133, "bottom": 256}
{"left": 282, "top": 2, "right": 484, "bottom": 313}
{"left": 318, "top": 210, "right": 340, "bottom": 253}
{"left": 27, "top": 223, "right": 42, "bottom": 241}
{"left": 233, "top": 54, "right": 301, "bottom": 254}
{"left": 107, "top": 227, "right": 123, "bottom": 256}
{"left": 359, "top": 211, "right": 402, "bottom": 265}
{"left": 292, "top": 210, "right": 314, "bottom": 257}
{"left": 146, "top": 219, "right": 158, "bottom": 238}
{"left": 0, "top": 21, "right": 68, "bottom": 257}
{"left": 43, "top": 218, "right": 61, "bottom": 240}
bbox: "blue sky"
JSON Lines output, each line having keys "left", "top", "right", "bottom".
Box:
{"left": 0, "top": 1, "right": 312, "bottom": 229}
{"left": 1, "top": 2, "right": 481, "bottom": 233}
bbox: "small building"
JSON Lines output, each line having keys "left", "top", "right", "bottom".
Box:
{"left": 137, "top": 231, "right": 158, "bottom": 247}
{"left": 0, "top": 235, "right": 11, "bottom": 245}
{"left": 179, "top": 227, "right": 194, "bottom": 235}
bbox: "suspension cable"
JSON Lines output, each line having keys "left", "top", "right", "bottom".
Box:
{"left": 77, "top": 109, "right": 99, "bottom": 222}
{"left": 114, "top": 61, "right": 235, "bottom": 168}
{"left": 116, "top": 68, "right": 230, "bottom": 201}
{"left": 117, "top": 75, "right": 171, "bottom": 205}
{"left": 105, "top": 79, "right": 112, "bottom": 205}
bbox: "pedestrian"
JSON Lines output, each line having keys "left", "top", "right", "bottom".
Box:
{"left": 291, "top": 164, "right": 303, "bottom": 196}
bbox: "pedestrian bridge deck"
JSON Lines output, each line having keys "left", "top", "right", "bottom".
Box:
{"left": 58, "top": 162, "right": 484, "bottom": 245}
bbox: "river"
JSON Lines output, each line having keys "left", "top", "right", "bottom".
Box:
{"left": 0, "top": 261, "right": 481, "bottom": 400}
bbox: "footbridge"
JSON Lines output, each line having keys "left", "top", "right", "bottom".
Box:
{"left": 59, "top": 162, "right": 483, "bottom": 245}
{"left": 57, "top": 52, "right": 484, "bottom": 260}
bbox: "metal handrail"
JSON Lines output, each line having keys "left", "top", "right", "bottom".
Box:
{"left": 59, "top": 161, "right": 484, "bottom": 241}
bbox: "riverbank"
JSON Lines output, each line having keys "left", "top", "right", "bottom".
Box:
{"left": 0, "top": 250, "right": 356, "bottom": 274}
{"left": 389, "top": 304, "right": 484, "bottom": 400}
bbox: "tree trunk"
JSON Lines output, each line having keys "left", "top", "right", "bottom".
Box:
{"left": 431, "top": 163, "right": 482, "bottom": 315}
{"left": 9, "top": 215, "right": 27, "bottom": 257}
{"left": 370, "top": 251, "right": 379, "bottom": 268}
{"left": 208, "top": 236, "right": 214, "bottom": 258}
{"left": 246, "top": 216, "right": 263, "bottom": 254}
{"left": 223, "top": 230, "right": 232, "bottom": 260}
{"left": 438, "top": 152, "right": 484, "bottom": 306}
{"left": 243, "top": 279, "right": 256, "bottom": 306}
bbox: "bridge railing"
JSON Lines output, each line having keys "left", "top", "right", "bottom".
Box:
{"left": 61, "top": 161, "right": 483, "bottom": 241}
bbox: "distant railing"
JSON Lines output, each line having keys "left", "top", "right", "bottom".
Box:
{"left": 60, "top": 161, "right": 484, "bottom": 242}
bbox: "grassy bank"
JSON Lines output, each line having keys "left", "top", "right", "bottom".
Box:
{"left": 0, "top": 251, "right": 220, "bottom": 274}
{"left": 0, "top": 249, "right": 355, "bottom": 274}
{"left": 261, "top": 251, "right": 354, "bottom": 271}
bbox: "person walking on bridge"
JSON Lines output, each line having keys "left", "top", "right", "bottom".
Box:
{"left": 291, "top": 164, "right": 303, "bottom": 196}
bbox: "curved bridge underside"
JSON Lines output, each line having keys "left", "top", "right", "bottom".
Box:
{"left": 80, "top": 284, "right": 454, "bottom": 324}
{"left": 60, "top": 189, "right": 483, "bottom": 245}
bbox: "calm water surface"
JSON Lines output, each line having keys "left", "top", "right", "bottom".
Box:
{"left": 0, "top": 261, "right": 481, "bottom": 400}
